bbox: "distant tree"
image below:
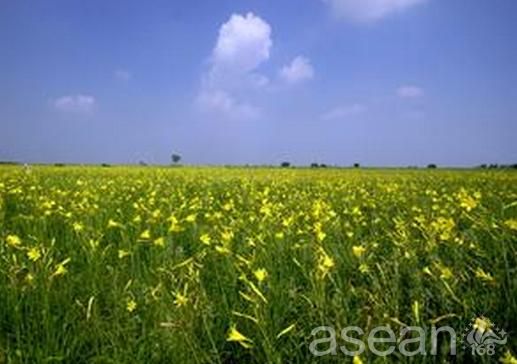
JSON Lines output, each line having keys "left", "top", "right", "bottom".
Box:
{"left": 320, "top": 163, "right": 327, "bottom": 168}
{"left": 479, "top": 164, "right": 487, "bottom": 169}
{"left": 489, "top": 164, "right": 499, "bottom": 169}
{"left": 101, "top": 163, "right": 111, "bottom": 168}
{"left": 139, "top": 160, "right": 148, "bottom": 167}
{"left": 427, "top": 164, "right": 437, "bottom": 169}
{"left": 353, "top": 163, "right": 360, "bottom": 168}
{"left": 310, "top": 163, "right": 319, "bottom": 168}
{"left": 171, "top": 154, "right": 181, "bottom": 165}
{"left": 511, "top": 164, "right": 517, "bottom": 169}
{"left": 280, "top": 162, "right": 291, "bottom": 168}
{"left": 54, "top": 163, "right": 65, "bottom": 167}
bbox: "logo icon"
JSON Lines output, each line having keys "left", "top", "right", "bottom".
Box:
{"left": 462, "top": 317, "right": 507, "bottom": 356}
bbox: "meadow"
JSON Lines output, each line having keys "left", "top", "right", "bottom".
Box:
{"left": 1, "top": 166, "right": 516, "bottom": 363}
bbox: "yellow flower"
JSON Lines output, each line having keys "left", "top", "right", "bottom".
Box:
{"left": 352, "top": 245, "right": 366, "bottom": 258}
{"left": 6, "top": 234, "right": 22, "bottom": 247}
{"left": 185, "top": 213, "right": 197, "bottom": 223}
{"left": 254, "top": 268, "right": 268, "bottom": 283}
{"left": 500, "top": 350, "right": 517, "bottom": 364}
{"left": 457, "top": 189, "right": 480, "bottom": 211}
{"left": 317, "top": 247, "right": 335, "bottom": 279}
{"left": 215, "top": 245, "right": 231, "bottom": 255}
{"left": 26, "top": 273, "right": 35, "bottom": 283}
{"left": 431, "top": 217, "right": 455, "bottom": 241}
{"left": 439, "top": 266, "right": 453, "bottom": 280}
{"left": 313, "top": 223, "right": 327, "bottom": 242}
{"left": 27, "top": 247, "right": 42, "bottom": 262}
{"left": 359, "top": 263, "right": 370, "bottom": 274}
{"left": 473, "top": 317, "right": 492, "bottom": 333}
{"left": 118, "top": 249, "right": 130, "bottom": 259}
{"left": 126, "top": 299, "right": 137, "bottom": 313}
{"left": 54, "top": 265, "right": 67, "bottom": 276}
{"left": 260, "top": 203, "right": 272, "bottom": 217}
{"left": 322, "top": 255, "right": 334, "bottom": 269}
{"left": 504, "top": 219, "right": 517, "bottom": 231}
{"left": 168, "top": 215, "right": 183, "bottom": 233}
{"left": 475, "top": 267, "right": 494, "bottom": 283}
{"left": 200, "top": 234, "right": 211, "bottom": 245}
{"left": 52, "top": 258, "right": 71, "bottom": 277}
{"left": 151, "top": 209, "right": 161, "bottom": 219}
{"left": 173, "top": 292, "right": 189, "bottom": 307}
{"left": 221, "top": 230, "right": 234, "bottom": 243}
{"left": 153, "top": 237, "right": 165, "bottom": 247}
{"left": 107, "top": 219, "right": 123, "bottom": 228}
{"left": 282, "top": 216, "right": 294, "bottom": 227}
{"left": 353, "top": 355, "right": 364, "bottom": 364}
{"left": 422, "top": 266, "right": 432, "bottom": 276}
{"left": 72, "top": 222, "right": 84, "bottom": 232}
{"left": 139, "top": 229, "right": 151, "bottom": 240}
{"left": 227, "top": 325, "right": 253, "bottom": 348}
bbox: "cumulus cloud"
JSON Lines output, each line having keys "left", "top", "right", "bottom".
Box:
{"left": 199, "top": 12, "right": 272, "bottom": 120}
{"left": 114, "top": 69, "right": 132, "bottom": 81}
{"left": 198, "top": 12, "right": 312, "bottom": 120}
{"left": 323, "top": 0, "right": 426, "bottom": 22}
{"left": 321, "top": 103, "right": 367, "bottom": 120}
{"left": 397, "top": 85, "right": 424, "bottom": 98}
{"left": 280, "top": 56, "right": 314, "bottom": 84}
{"left": 53, "top": 94, "right": 96, "bottom": 113}
{"left": 212, "top": 12, "right": 272, "bottom": 73}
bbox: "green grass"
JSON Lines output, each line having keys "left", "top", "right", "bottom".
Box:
{"left": 1, "top": 166, "right": 516, "bottom": 363}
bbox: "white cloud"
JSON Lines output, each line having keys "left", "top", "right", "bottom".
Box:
{"left": 248, "top": 73, "right": 270, "bottom": 88}
{"left": 321, "top": 103, "right": 367, "bottom": 120}
{"left": 323, "top": 0, "right": 426, "bottom": 22}
{"left": 197, "top": 90, "right": 259, "bottom": 120}
{"left": 199, "top": 12, "right": 272, "bottom": 120}
{"left": 212, "top": 12, "right": 272, "bottom": 74}
{"left": 53, "top": 94, "right": 96, "bottom": 113}
{"left": 114, "top": 69, "right": 132, "bottom": 81}
{"left": 198, "top": 12, "right": 312, "bottom": 120}
{"left": 280, "top": 56, "right": 314, "bottom": 84}
{"left": 397, "top": 85, "right": 424, "bottom": 98}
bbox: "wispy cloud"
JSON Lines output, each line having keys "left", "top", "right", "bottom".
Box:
{"left": 52, "top": 94, "right": 96, "bottom": 113}
{"left": 323, "top": 0, "right": 426, "bottom": 22}
{"left": 114, "top": 69, "right": 132, "bottom": 82}
{"left": 198, "top": 12, "right": 272, "bottom": 120}
{"left": 321, "top": 103, "right": 367, "bottom": 120}
{"left": 397, "top": 85, "right": 424, "bottom": 98}
{"left": 197, "top": 89, "right": 260, "bottom": 121}
{"left": 280, "top": 56, "right": 314, "bottom": 84}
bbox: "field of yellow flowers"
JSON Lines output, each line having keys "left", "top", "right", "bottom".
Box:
{"left": 1, "top": 166, "right": 516, "bottom": 363}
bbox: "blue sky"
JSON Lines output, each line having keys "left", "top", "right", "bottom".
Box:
{"left": 1, "top": 0, "right": 516, "bottom": 166}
